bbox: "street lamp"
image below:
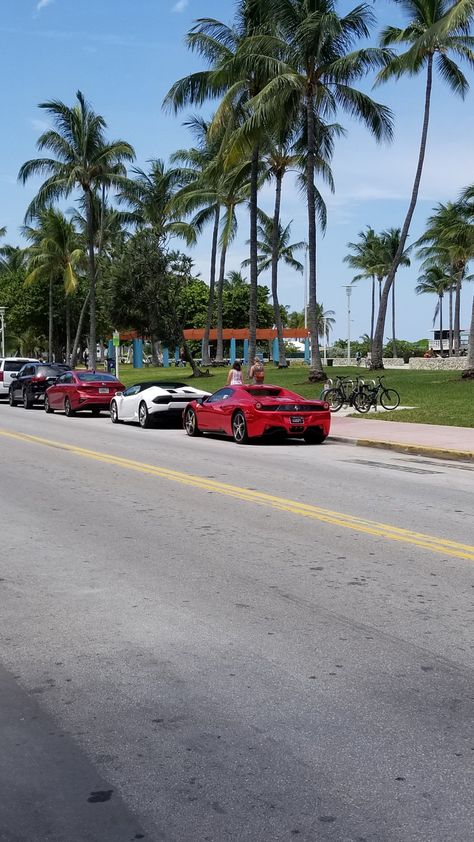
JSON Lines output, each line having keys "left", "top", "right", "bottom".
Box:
{"left": 343, "top": 286, "right": 352, "bottom": 361}
{"left": 0, "top": 307, "right": 6, "bottom": 358}
{"left": 303, "top": 244, "right": 308, "bottom": 329}
{"left": 323, "top": 316, "right": 327, "bottom": 365}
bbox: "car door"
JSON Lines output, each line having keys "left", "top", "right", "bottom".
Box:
{"left": 49, "top": 372, "right": 70, "bottom": 408}
{"left": 120, "top": 384, "right": 141, "bottom": 421}
{"left": 198, "top": 388, "right": 234, "bottom": 432}
{"left": 14, "top": 365, "right": 31, "bottom": 398}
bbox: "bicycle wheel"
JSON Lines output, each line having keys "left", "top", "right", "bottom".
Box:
{"left": 380, "top": 388, "right": 400, "bottom": 410}
{"left": 323, "top": 388, "right": 344, "bottom": 412}
{"left": 353, "top": 391, "right": 372, "bottom": 414}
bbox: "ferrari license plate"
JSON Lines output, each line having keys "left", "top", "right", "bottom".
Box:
{"left": 290, "top": 415, "right": 304, "bottom": 424}
{"left": 99, "top": 388, "right": 110, "bottom": 394}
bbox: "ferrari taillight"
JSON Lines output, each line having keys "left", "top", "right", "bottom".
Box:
{"left": 255, "top": 402, "right": 262, "bottom": 409}
{"left": 323, "top": 402, "right": 330, "bottom": 411}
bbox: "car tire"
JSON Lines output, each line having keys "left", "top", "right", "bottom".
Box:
{"left": 64, "top": 397, "right": 75, "bottom": 417}
{"left": 91, "top": 408, "right": 101, "bottom": 417}
{"left": 110, "top": 400, "right": 121, "bottom": 424}
{"left": 23, "top": 389, "right": 33, "bottom": 409}
{"left": 304, "top": 429, "right": 327, "bottom": 445}
{"left": 232, "top": 410, "right": 248, "bottom": 445}
{"left": 138, "top": 401, "right": 151, "bottom": 429}
{"left": 44, "top": 395, "right": 54, "bottom": 414}
{"left": 9, "top": 390, "right": 17, "bottom": 407}
{"left": 184, "top": 407, "right": 201, "bottom": 437}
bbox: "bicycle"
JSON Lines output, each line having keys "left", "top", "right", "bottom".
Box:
{"left": 321, "top": 376, "right": 370, "bottom": 414}
{"left": 355, "top": 376, "right": 400, "bottom": 413}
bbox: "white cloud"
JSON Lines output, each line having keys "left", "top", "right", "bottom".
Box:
{"left": 171, "top": 0, "right": 189, "bottom": 12}
{"left": 36, "top": 0, "right": 54, "bottom": 11}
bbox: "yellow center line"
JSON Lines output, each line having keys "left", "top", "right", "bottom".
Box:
{"left": 1, "top": 428, "right": 473, "bottom": 561}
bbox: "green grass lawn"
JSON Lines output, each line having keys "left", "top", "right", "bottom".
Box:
{"left": 116, "top": 362, "right": 474, "bottom": 428}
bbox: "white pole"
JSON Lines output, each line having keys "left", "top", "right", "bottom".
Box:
{"left": 115, "top": 345, "right": 119, "bottom": 381}
{"left": 323, "top": 317, "right": 327, "bottom": 365}
{"left": 0, "top": 310, "right": 4, "bottom": 358}
{"left": 344, "top": 286, "right": 352, "bottom": 362}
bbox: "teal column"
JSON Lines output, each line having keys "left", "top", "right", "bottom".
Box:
{"left": 132, "top": 338, "right": 143, "bottom": 368}
{"left": 304, "top": 337, "right": 310, "bottom": 363}
{"left": 108, "top": 339, "right": 114, "bottom": 358}
{"left": 243, "top": 339, "right": 249, "bottom": 364}
{"left": 175, "top": 347, "right": 180, "bottom": 363}
{"left": 230, "top": 337, "right": 236, "bottom": 364}
{"left": 163, "top": 347, "right": 169, "bottom": 367}
{"left": 272, "top": 337, "right": 279, "bottom": 364}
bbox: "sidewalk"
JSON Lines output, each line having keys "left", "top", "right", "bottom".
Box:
{"left": 329, "top": 415, "right": 474, "bottom": 462}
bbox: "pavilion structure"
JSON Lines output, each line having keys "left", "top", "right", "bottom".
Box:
{"left": 109, "top": 328, "right": 310, "bottom": 368}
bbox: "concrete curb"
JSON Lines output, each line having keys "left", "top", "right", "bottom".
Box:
{"left": 329, "top": 435, "right": 474, "bottom": 463}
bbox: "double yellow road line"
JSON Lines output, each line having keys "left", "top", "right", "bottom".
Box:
{"left": 1, "top": 428, "right": 473, "bottom": 561}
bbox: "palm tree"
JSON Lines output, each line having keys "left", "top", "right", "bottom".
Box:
{"left": 371, "top": 0, "right": 474, "bottom": 367}
{"left": 345, "top": 228, "right": 384, "bottom": 344}
{"left": 238, "top": 0, "right": 393, "bottom": 380}
{"left": 315, "top": 302, "right": 335, "bottom": 345}
{"left": 458, "top": 184, "right": 474, "bottom": 376}
{"left": 379, "top": 228, "right": 411, "bottom": 357}
{"left": 18, "top": 91, "right": 135, "bottom": 368}
{"left": 163, "top": 4, "right": 274, "bottom": 365}
{"left": 172, "top": 117, "right": 223, "bottom": 366}
{"left": 243, "top": 209, "right": 305, "bottom": 365}
{"left": 22, "top": 209, "right": 83, "bottom": 362}
{"left": 416, "top": 201, "right": 474, "bottom": 354}
{"left": 415, "top": 265, "right": 452, "bottom": 355}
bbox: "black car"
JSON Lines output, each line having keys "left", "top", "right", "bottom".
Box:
{"left": 9, "top": 363, "right": 71, "bottom": 409}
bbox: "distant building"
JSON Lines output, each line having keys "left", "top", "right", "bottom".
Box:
{"left": 429, "top": 329, "right": 468, "bottom": 353}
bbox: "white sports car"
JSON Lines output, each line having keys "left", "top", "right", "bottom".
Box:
{"left": 110, "top": 381, "right": 212, "bottom": 428}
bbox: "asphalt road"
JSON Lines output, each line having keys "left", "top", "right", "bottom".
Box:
{"left": 0, "top": 402, "right": 473, "bottom": 842}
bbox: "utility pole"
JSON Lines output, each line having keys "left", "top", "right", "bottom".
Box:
{"left": 323, "top": 316, "right": 327, "bottom": 365}
{"left": 303, "top": 245, "right": 308, "bottom": 329}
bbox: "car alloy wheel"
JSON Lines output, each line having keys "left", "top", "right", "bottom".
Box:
{"left": 139, "top": 401, "right": 150, "bottom": 429}
{"left": 44, "top": 395, "right": 54, "bottom": 414}
{"left": 110, "top": 400, "right": 120, "bottom": 424}
{"left": 184, "top": 407, "right": 201, "bottom": 437}
{"left": 23, "top": 390, "right": 33, "bottom": 409}
{"left": 232, "top": 411, "right": 248, "bottom": 444}
{"left": 64, "top": 397, "right": 75, "bottom": 417}
{"left": 9, "top": 390, "right": 17, "bottom": 407}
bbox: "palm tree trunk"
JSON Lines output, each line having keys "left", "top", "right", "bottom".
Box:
{"left": 370, "top": 277, "right": 375, "bottom": 345}
{"left": 70, "top": 290, "right": 90, "bottom": 368}
{"left": 391, "top": 279, "right": 397, "bottom": 357}
{"left": 203, "top": 205, "right": 220, "bottom": 365}
{"left": 180, "top": 329, "right": 201, "bottom": 377}
{"left": 378, "top": 277, "right": 382, "bottom": 305}
{"left": 449, "top": 284, "right": 453, "bottom": 355}
{"left": 48, "top": 276, "right": 53, "bottom": 363}
{"left": 248, "top": 145, "right": 259, "bottom": 363}
{"left": 372, "top": 54, "right": 433, "bottom": 368}
{"left": 454, "top": 271, "right": 462, "bottom": 354}
{"left": 216, "top": 240, "right": 228, "bottom": 362}
{"left": 462, "top": 291, "right": 474, "bottom": 377}
{"left": 439, "top": 294, "right": 444, "bottom": 355}
{"left": 306, "top": 91, "right": 323, "bottom": 380}
{"left": 65, "top": 297, "right": 71, "bottom": 364}
{"left": 85, "top": 188, "right": 97, "bottom": 370}
{"left": 271, "top": 171, "right": 287, "bottom": 367}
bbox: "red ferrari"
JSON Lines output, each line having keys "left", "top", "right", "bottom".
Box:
{"left": 183, "top": 384, "right": 331, "bottom": 444}
{"left": 45, "top": 371, "right": 125, "bottom": 416}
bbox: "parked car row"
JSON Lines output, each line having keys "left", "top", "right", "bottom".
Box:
{"left": 1, "top": 360, "right": 331, "bottom": 445}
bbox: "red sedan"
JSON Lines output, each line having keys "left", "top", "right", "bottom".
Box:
{"left": 183, "top": 384, "right": 331, "bottom": 444}
{"left": 45, "top": 371, "right": 125, "bottom": 417}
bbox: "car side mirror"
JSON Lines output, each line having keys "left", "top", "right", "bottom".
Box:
{"left": 10, "top": 373, "right": 17, "bottom": 379}
{"left": 115, "top": 391, "right": 123, "bottom": 397}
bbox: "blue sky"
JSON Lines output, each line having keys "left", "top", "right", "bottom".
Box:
{"left": 1, "top": 0, "right": 473, "bottom": 342}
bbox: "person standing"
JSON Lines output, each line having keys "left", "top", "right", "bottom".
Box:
{"left": 249, "top": 356, "right": 265, "bottom": 384}
{"left": 226, "top": 361, "right": 244, "bottom": 386}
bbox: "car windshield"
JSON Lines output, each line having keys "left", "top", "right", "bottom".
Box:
{"left": 245, "top": 387, "right": 282, "bottom": 397}
{"left": 144, "top": 382, "right": 188, "bottom": 389}
{"left": 76, "top": 372, "right": 118, "bottom": 382}
{"left": 36, "top": 366, "right": 62, "bottom": 377}
{"left": 4, "top": 360, "right": 32, "bottom": 371}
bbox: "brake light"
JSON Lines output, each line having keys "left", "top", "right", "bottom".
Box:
{"left": 255, "top": 402, "right": 262, "bottom": 409}
{"left": 0, "top": 372, "right": 3, "bottom": 382}
{"left": 32, "top": 375, "right": 46, "bottom": 382}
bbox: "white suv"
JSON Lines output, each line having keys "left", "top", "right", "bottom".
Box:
{"left": 0, "top": 357, "right": 39, "bottom": 398}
